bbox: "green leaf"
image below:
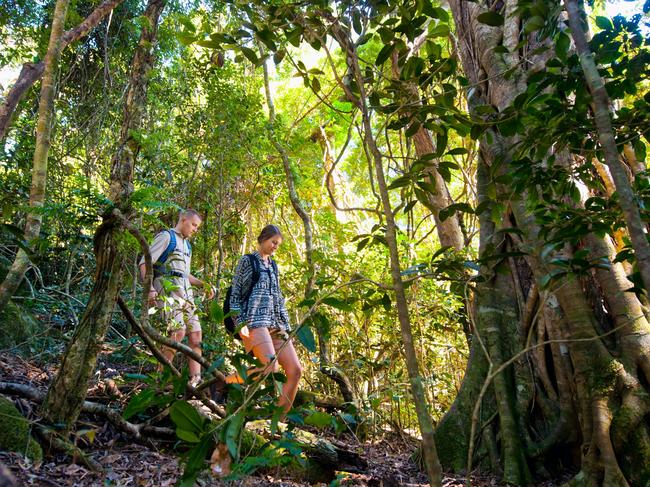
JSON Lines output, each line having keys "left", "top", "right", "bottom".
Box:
{"left": 429, "top": 23, "right": 450, "bottom": 38}
{"left": 447, "top": 148, "right": 468, "bottom": 156}
{"left": 123, "top": 389, "right": 156, "bottom": 420}
{"left": 322, "top": 297, "right": 353, "bottom": 311}
{"left": 182, "top": 435, "right": 213, "bottom": 484}
{"left": 256, "top": 28, "right": 277, "bottom": 51}
{"left": 381, "top": 293, "right": 391, "bottom": 311}
{"left": 633, "top": 138, "right": 646, "bottom": 162}
{"left": 477, "top": 11, "right": 504, "bottom": 26}
{"left": 209, "top": 300, "right": 224, "bottom": 323}
{"left": 404, "top": 200, "right": 418, "bottom": 213}
{"left": 225, "top": 412, "right": 245, "bottom": 460}
{"left": 434, "top": 132, "right": 448, "bottom": 157}
{"left": 524, "top": 16, "right": 545, "bottom": 34}
{"left": 170, "top": 401, "right": 204, "bottom": 434}
{"left": 378, "top": 27, "right": 394, "bottom": 43}
{"left": 405, "top": 121, "right": 421, "bottom": 137}
{"left": 356, "top": 237, "right": 370, "bottom": 252}
{"left": 239, "top": 46, "right": 259, "bottom": 65}
{"left": 414, "top": 187, "right": 436, "bottom": 212}
{"left": 123, "top": 373, "right": 149, "bottom": 381}
{"left": 595, "top": 16, "right": 613, "bottom": 31}
{"left": 304, "top": 411, "right": 333, "bottom": 428}
{"left": 177, "top": 32, "right": 196, "bottom": 46}
{"left": 273, "top": 49, "right": 286, "bottom": 64}
{"left": 555, "top": 32, "right": 570, "bottom": 61}
{"left": 353, "top": 10, "right": 362, "bottom": 35}
{"left": 177, "top": 429, "right": 201, "bottom": 443}
{"left": 375, "top": 43, "right": 395, "bottom": 66}
{"left": 286, "top": 26, "right": 302, "bottom": 47}
{"left": 178, "top": 16, "right": 195, "bottom": 33}
{"left": 470, "top": 124, "right": 486, "bottom": 140}
{"left": 402, "top": 56, "right": 425, "bottom": 78}
{"left": 439, "top": 203, "right": 474, "bottom": 221}
{"left": 296, "top": 324, "right": 317, "bottom": 352}
{"left": 197, "top": 39, "right": 220, "bottom": 49}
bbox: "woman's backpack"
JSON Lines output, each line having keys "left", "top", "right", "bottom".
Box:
{"left": 223, "top": 254, "right": 277, "bottom": 339}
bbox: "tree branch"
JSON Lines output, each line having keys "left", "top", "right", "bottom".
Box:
{"left": 0, "top": 0, "right": 125, "bottom": 141}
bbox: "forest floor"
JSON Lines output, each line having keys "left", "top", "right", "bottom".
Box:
{"left": 0, "top": 351, "right": 563, "bottom": 487}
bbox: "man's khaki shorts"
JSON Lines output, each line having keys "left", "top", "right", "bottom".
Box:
{"left": 156, "top": 295, "right": 201, "bottom": 333}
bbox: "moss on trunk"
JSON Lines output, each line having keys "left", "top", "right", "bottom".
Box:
{"left": 0, "top": 396, "right": 42, "bottom": 462}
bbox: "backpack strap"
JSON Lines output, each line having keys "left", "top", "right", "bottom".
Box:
{"left": 157, "top": 229, "right": 177, "bottom": 264}
{"left": 242, "top": 253, "right": 260, "bottom": 302}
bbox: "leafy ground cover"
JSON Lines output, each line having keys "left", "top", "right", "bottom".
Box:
{"left": 0, "top": 351, "right": 562, "bottom": 486}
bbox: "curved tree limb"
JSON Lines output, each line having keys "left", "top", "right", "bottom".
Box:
{"left": 0, "top": 0, "right": 125, "bottom": 141}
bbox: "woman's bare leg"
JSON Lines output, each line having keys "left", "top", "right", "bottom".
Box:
{"left": 241, "top": 327, "right": 280, "bottom": 379}
{"left": 274, "top": 335, "right": 302, "bottom": 413}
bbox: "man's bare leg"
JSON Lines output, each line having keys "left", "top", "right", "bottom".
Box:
{"left": 188, "top": 330, "right": 202, "bottom": 381}
{"left": 161, "top": 328, "right": 185, "bottom": 369}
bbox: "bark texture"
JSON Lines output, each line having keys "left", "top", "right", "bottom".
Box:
{"left": 0, "top": 0, "right": 71, "bottom": 311}
{"left": 435, "top": 1, "right": 650, "bottom": 485}
{"left": 40, "top": 0, "right": 167, "bottom": 433}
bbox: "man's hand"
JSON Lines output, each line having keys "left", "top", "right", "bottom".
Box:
{"left": 204, "top": 284, "right": 215, "bottom": 300}
{"left": 147, "top": 289, "right": 158, "bottom": 305}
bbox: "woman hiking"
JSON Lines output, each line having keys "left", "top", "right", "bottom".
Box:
{"left": 227, "top": 224, "right": 302, "bottom": 413}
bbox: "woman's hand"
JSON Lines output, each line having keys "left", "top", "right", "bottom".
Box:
{"left": 147, "top": 289, "right": 158, "bottom": 305}
{"left": 238, "top": 325, "right": 250, "bottom": 339}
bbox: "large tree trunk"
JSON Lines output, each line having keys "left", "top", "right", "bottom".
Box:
{"left": 40, "top": 0, "right": 167, "bottom": 434}
{"left": 435, "top": 0, "right": 650, "bottom": 485}
{"left": 0, "top": 0, "right": 71, "bottom": 311}
{"left": 0, "top": 0, "right": 124, "bottom": 142}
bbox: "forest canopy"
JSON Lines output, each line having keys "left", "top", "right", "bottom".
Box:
{"left": 0, "top": 0, "right": 649, "bottom": 485}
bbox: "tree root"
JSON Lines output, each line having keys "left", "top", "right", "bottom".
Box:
{"left": 34, "top": 425, "right": 101, "bottom": 471}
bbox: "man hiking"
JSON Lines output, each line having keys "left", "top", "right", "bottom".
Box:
{"left": 139, "top": 209, "right": 214, "bottom": 385}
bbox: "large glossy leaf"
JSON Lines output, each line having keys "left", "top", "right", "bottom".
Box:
{"left": 225, "top": 412, "right": 245, "bottom": 459}
{"left": 296, "top": 324, "right": 317, "bottom": 352}
{"left": 477, "top": 12, "right": 504, "bottom": 26}
{"left": 123, "top": 389, "right": 156, "bottom": 420}
{"left": 170, "top": 400, "right": 204, "bottom": 434}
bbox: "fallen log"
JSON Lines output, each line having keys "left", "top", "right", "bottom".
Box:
{"left": 0, "top": 382, "right": 175, "bottom": 439}
{"left": 241, "top": 419, "right": 367, "bottom": 480}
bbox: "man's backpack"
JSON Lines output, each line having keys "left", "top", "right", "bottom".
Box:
{"left": 223, "top": 254, "right": 277, "bottom": 340}
{"left": 153, "top": 229, "right": 192, "bottom": 278}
